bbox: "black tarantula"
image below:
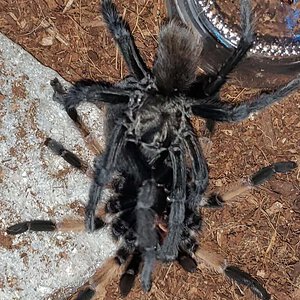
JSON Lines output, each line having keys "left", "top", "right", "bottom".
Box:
{"left": 7, "top": 0, "right": 299, "bottom": 299}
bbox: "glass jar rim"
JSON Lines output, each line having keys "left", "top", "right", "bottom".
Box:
{"left": 182, "top": 0, "right": 300, "bottom": 58}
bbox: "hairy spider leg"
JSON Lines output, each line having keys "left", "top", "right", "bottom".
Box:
{"left": 67, "top": 253, "right": 127, "bottom": 300}
{"left": 183, "top": 126, "right": 209, "bottom": 208}
{"left": 51, "top": 78, "right": 102, "bottom": 155}
{"left": 178, "top": 207, "right": 201, "bottom": 271}
{"left": 68, "top": 245, "right": 150, "bottom": 300}
{"left": 203, "top": 0, "right": 254, "bottom": 96}
{"left": 119, "top": 251, "right": 142, "bottom": 297}
{"left": 44, "top": 137, "right": 94, "bottom": 177}
{"left": 64, "top": 80, "right": 131, "bottom": 108}
{"left": 191, "top": 74, "right": 300, "bottom": 122}
{"left": 202, "top": 161, "right": 297, "bottom": 207}
{"left": 121, "top": 142, "right": 153, "bottom": 182}
{"left": 111, "top": 209, "right": 136, "bottom": 241}
{"left": 50, "top": 78, "right": 129, "bottom": 155}
{"left": 136, "top": 179, "right": 158, "bottom": 291}
{"left": 170, "top": 205, "right": 271, "bottom": 300}
{"left": 177, "top": 161, "right": 296, "bottom": 299}
{"left": 195, "top": 247, "right": 271, "bottom": 300}
{"left": 86, "top": 124, "right": 126, "bottom": 231}
{"left": 159, "top": 145, "right": 187, "bottom": 261}
{"left": 105, "top": 181, "right": 137, "bottom": 215}
{"left": 6, "top": 208, "right": 106, "bottom": 235}
{"left": 108, "top": 141, "right": 153, "bottom": 238}
{"left": 101, "top": 0, "right": 149, "bottom": 80}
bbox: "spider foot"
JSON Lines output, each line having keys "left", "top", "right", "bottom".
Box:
{"left": 141, "top": 278, "right": 152, "bottom": 293}
{"left": 225, "top": 266, "right": 271, "bottom": 300}
{"left": 273, "top": 161, "right": 297, "bottom": 173}
{"left": 177, "top": 253, "right": 197, "bottom": 272}
{"left": 203, "top": 119, "right": 216, "bottom": 137}
{"left": 251, "top": 161, "right": 297, "bottom": 186}
{"left": 50, "top": 77, "right": 67, "bottom": 105}
{"left": 119, "top": 273, "right": 135, "bottom": 297}
{"left": 6, "top": 222, "right": 30, "bottom": 235}
{"left": 7, "top": 220, "right": 56, "bottom": 235}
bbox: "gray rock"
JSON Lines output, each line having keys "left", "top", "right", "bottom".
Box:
{"left": 0, "top": 33, "right": 115, "bottom": 300}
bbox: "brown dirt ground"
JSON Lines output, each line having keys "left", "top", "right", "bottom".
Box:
{"left": 1, "top": 1, "right": 299, "bottom": 300}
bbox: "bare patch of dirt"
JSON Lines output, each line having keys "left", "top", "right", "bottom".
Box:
{"left": 11, "top": 76, "right": 28, "bottom": 100}
{"left": 1, "top": 1, "right": 299, "bottom": 300}
{"left": 0, "top": 232, "right": 13, "bottom": 250}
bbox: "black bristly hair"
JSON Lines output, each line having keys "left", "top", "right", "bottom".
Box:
{"left": 6, "top": 0, "right": 299, "bottom": 299}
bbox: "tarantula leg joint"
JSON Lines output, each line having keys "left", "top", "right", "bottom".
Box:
{"left": 203, "top": 194, "right": 225, "bottom": 208}
{"left": 45, "top": 138, "right": 87, "bottom": 171}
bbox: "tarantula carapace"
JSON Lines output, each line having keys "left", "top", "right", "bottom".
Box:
{"left": 7, "top": 0, "right": 299, "bottom": 299}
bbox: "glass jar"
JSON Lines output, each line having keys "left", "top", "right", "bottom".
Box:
{"left": 166, "top": 0, "right": 300, "bottom": 88}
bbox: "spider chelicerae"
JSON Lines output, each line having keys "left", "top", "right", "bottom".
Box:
{"left": 6, "top": 0, "right": 299, "bottom": 299}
